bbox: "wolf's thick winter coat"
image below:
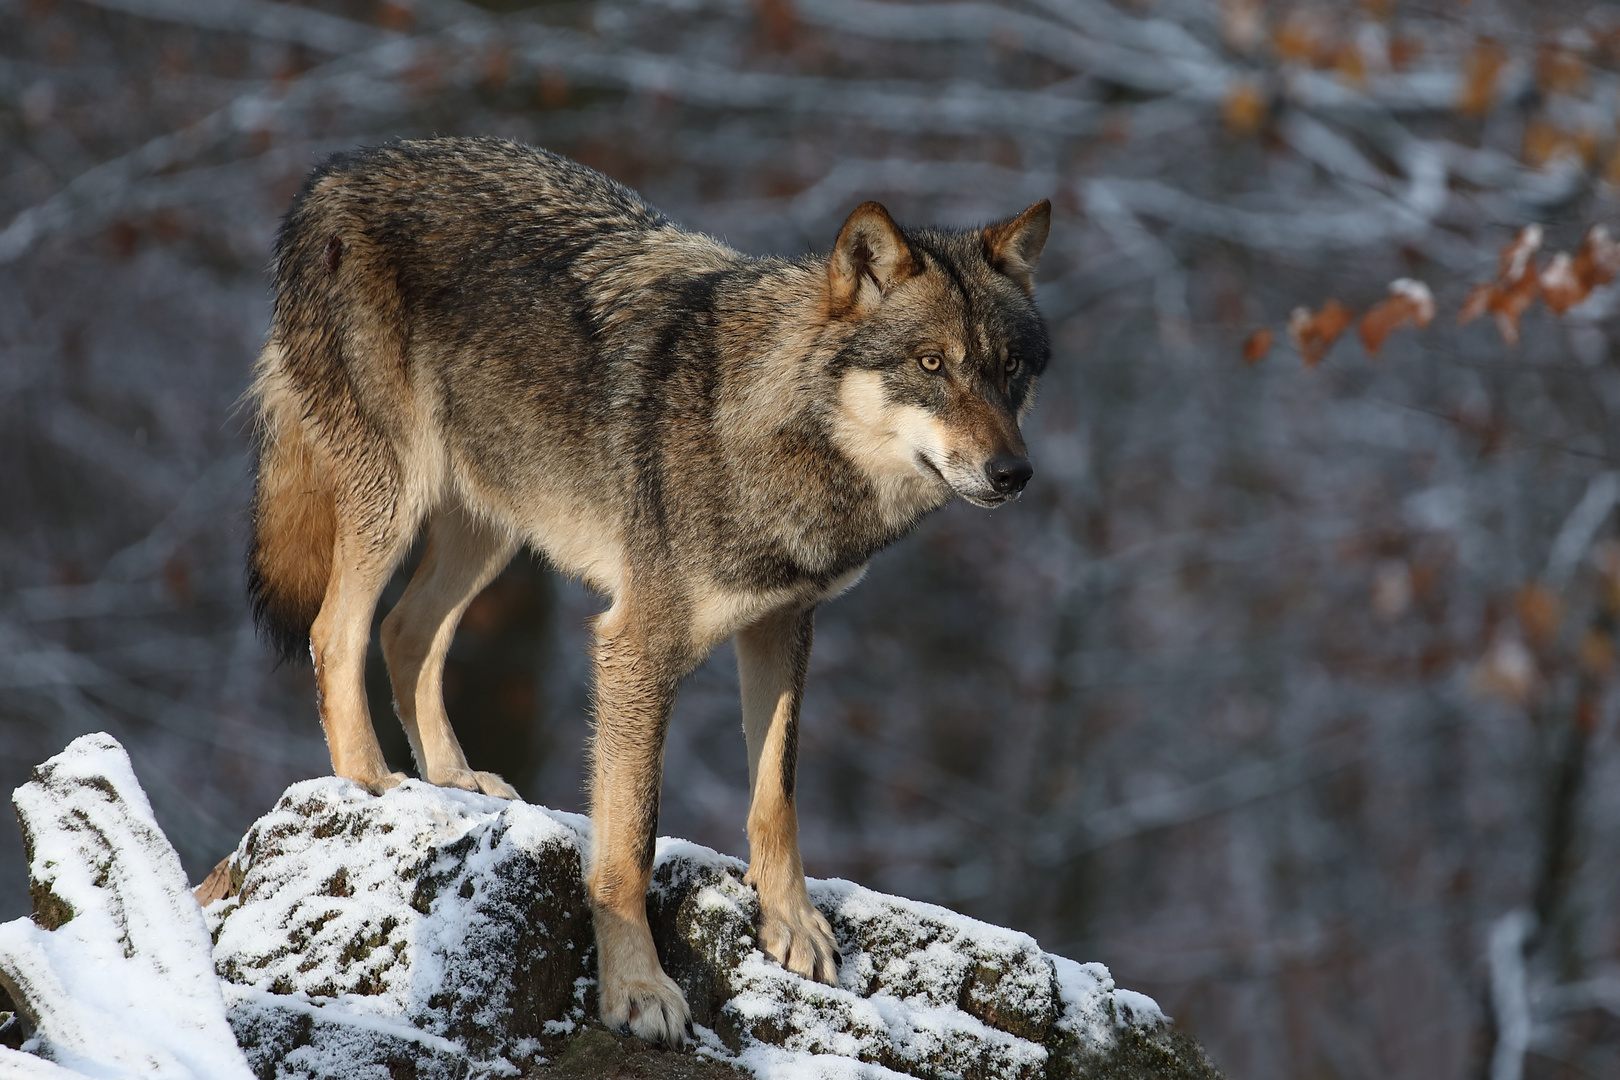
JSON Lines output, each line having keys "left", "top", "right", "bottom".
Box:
{"left": 248, "top": 137, "right": 1049, "bottom": 1044}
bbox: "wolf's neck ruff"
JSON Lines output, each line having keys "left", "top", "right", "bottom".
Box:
{"left": 246, "top": 136, "right": 1050, "bottom": 1047}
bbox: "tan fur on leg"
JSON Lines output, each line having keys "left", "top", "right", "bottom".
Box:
{"left": 588, "top": 599, "right": 693, "bottom": 1045}
{"left": 737, "top": 606, "right": 839, "bottom": 984}
{"left": 311, "top": 531, "right": 410, "bottom": 794}
{"left": 381, "top": 505, "right": 520, "bottom": 798}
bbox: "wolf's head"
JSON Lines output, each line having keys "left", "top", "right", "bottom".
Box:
{"left": 825, "top": 199, "right": 1050, "bottom": 511}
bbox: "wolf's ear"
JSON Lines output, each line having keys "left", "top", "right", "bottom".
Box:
{"left": 829, "top": 202, "right": 918, "bottom": 318}
{"left": 982, "top": 200, "right": 1051, "bottom": 294}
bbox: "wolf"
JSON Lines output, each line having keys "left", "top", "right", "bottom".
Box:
{"left": 247, "top": 137, "right": 1049, "bottom": 1046}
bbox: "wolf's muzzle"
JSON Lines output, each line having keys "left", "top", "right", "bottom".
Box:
{"left": 986, "top": 455, "right": 1033, "bottom": 495}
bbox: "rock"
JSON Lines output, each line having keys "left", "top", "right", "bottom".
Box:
{"left": 207, "top": 776, "right": 1221, "bottom": 1079}
{"left": 646, "top": 844, "right": 1219, "bottom": 1080}
{"left": 222, "top": 983, "right": 473, "bottom": 1080}
{"left": 0, "top": 735, "right": 1220, "bottom": 1079}
{"left": 0, "top": 733, "right": 255, "bottom": 1080}
{"left": 208, "top": 775, "right": 596, "bottom": 1072}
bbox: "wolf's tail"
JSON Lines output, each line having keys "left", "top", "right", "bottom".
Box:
{"left": 246, "top": 350, "right": 335, "bottom": 665}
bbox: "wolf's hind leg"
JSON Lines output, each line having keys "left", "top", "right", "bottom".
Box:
{"left": 310, "top": 518, "right": 414, "bottom": 795}
{"left": 380, "top": 505, "right": 520, "bottom": 799}
{"left": 737, "top": 605, "right": 839, "bottom": 985}
{"left": 588, "top": 602, "right": 694, "bottom": 1046}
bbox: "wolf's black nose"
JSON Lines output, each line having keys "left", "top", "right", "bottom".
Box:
{"left": 987, "top": 455, "right": 1033, "bottom": 494}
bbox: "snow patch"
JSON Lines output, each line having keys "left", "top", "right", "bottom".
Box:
{"left": 0, "top": 733, "right": 253, "bottom": 1080}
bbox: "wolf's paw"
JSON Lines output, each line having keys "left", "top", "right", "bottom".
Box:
{"left": 599, "top": 969, "right": 692, "bottom": 1047}
{"left": 363, "top": 771, "right": 409, "bottom": 795}
{"left": 759, "top": 895, "right": 840, "bottom": 985}
{"left": 431, "top": 768, "right": 520, "bottom": 800}
{"left": 472, "top": 770, "right": 520, "bottom": 799}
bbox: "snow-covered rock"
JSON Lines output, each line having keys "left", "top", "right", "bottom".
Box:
{"left": 208, "top": 776, "right": 595, "bottom": 1076}
{"left": 0, "top": 733, "right": 254, "bottom": 1080}
{"left": 206, "top": 776, "right": 1219, "bottom": 1079}
{"left": 0, "top": 735, "right": 1221, "bottom": 1079}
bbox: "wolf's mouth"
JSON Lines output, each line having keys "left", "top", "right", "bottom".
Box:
{"left": 914, "top": 453, "right": 951, "bottom": 489}
{"left": 917, "top": 454, "right": 1013, "bottom": 508}
{"left": 961, "top": 489, "right": 1014, "bottom": 509}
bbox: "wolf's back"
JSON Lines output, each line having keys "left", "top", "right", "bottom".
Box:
{"left": 245, "top": 138, "right": 646, "bottom": 662}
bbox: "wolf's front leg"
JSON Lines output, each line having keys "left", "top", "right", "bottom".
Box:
{"left": 587, "top": 606, "right": 693, "bottom": 1046}
{"left": 736, "top": 606, "right": 839, "bottom": 985}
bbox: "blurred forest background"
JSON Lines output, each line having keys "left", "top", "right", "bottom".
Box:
{"left": 4, "top": 0, "right": 1620, "bottom": 1076}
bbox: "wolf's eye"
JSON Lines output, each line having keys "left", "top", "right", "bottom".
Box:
{"left": 919, "top": 353, "right": 943, "bottom": 372}
{"left": 1005, "top": 354, "right": 1018, "bottom": 373}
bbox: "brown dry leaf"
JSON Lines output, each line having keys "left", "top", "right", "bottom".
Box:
{"left": 1395, "top": 278, "right": 1436, "bottom": 326}
{"left": 1515, "top": 583, "right": 1562, "bottom": 648}
{"left": 405, "top": 49, "right": 443, "bottom": 95}
{"left": 1469, "top": 630, "right": 1537, "bottom": 706}
{"left": 1497, "top": 223, "right": 1544, "bottom": 281}
{"left": 754, "top": 0, "right": 797, "bottom": 52}
{"left": 1223, "top": 79, "right": 1268, "bottom": 135}
{"left": 1579, "top": 693, "right": 1601, "bottom": 735}
{"left": 1220, "top": 0, "right": 1265, "bottom": 53}
{"left": 1289, "top": 299, "right": 1352, "bottom": 368}
{"left": 1459, "top": 282, "right": 1494, "bottom": 326}
{"left": 1491, "top": 281, "right": 1538, "bottom": 345}
{"left": 1580, "top": 629, "right": 1614, "bottom": 679}
{"left": 193, "top": 856, "right": 238, "bottom": 906}
{"left": 1359, "top": 312, "right": 1401, "bottom": 356}
{"left": 1359, "top": 278, "right": 1435, "bottom": 356}
{"left": 1371, "top": 559, "right": 1412, "bottom": 620}
{"left": 1576, "top": 127, "right": 1600, "bottom": 168}
{"left": 1459, "top": 37, "right": 1508, "bottom": 117}
{"left": 1462, "top": 225, "right": 1543, "bottom": 345}
{"left": 1536, "top": 44, "right": 1587, "bottom": 96}
{"left": 1389, "top": 35, "right": 1422, "bottom": 71}
{"left": 480, "top": 44, "right": 512, "bottom": 91}
{"left": 1573, "top": 224, "right": 1620, "bottom": 292}
{"left": 1540, "top": 252, "right": 1583, "bottom": 314}
{"left": 537, "top": 69, "right": 569, "bottom": 109}
{"left": 1335, "top": 42, "right": 1367, "bottom": 87}
{"left": 1102, "top": 109, "right": 1131, "bottom": 144}
{"left": 1242, "top": 327, "right": 1274, "bottom": 365}
{"left": 1274, "top": 8, "right": 1335, "bottom": 67}
{"left": 1522, "top": 118, "right": 1571, "bottom": 169}
{"left": 1490, "top": 279, "right": 1539, "bottom": 346}
{"left": 375, "top": 0, "right": 415, "bottom": 31}
{"left": 1597, "top": 539, "right": 1620, "bottom": 615}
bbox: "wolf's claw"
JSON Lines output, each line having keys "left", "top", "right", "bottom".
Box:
{"left": 429, "top": 768, "right": 520, "bottom": 800}
{"left": 759, "top": 896, "right": 840, "bottom": 985}
{"left": 600, "top": 964, "right": 691, "bottom": 1048}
